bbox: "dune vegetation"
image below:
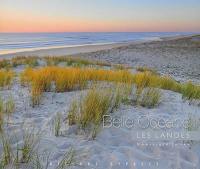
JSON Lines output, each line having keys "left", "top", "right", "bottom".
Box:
{"left": 44, "top": 56, "right": 111, "bottom": 67}
{"left": 66, "top": 84, "right": 131, "bottom": 139}
{"left": 0, "top": 55, "right": 113, "bottom": 69}
{"left": 0, "top": 55, "right": 199, "bottom": 168}
{"left": 0, "top": 56, "right": 39, "bottom": 69}
{"left": 0, "top": 70, "right": 14, "bottom": 89}
{"left": 19, "top": 66, "right": 200, "bottom": 107}
{"left": 20, "top": 66, "right": 132, "bottom": 106}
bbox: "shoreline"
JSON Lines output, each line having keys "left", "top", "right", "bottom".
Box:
{"left": 0, "top": 39, "right": 155, "bottom": 59}
{"left": 0, "top": 33, "right": 197, "bottom": 59}
{"left": 0, "top": 42, "right": 132, "bottom": 58}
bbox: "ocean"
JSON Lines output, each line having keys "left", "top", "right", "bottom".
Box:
{"left": 0, "top": 32, "right": 193, "bottom": 55}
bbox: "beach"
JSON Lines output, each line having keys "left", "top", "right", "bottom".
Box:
{"left": 78, "top": 35, "right": 200, "bottom": 83}
{"left": 0, "top": 34, "right": 200, "bottom": 169}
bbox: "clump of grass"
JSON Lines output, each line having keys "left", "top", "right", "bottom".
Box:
{"left": 31, "top": 87, "right": 42, "bottom": 107}
{"left": 132, "top": 72, "right": 181, "bottom": 92}
{"left": 0, "top": 113, "right": 3, "bottom": 132}
{"left": 0, "top": 96, "right": 15, "bottom": 130}
{"left": 0, "top": 59, "right": 11, "bottom": 69}
{"left": 0, "top": 129, "right": 41, "bottom": 168}
{"left": 110, "top": 83, "right": 132, "bottom": 110}
{"left": 133, "top": 71, "right": 152, "bottom": 89}
{"left": 0, "top": 98, "right": 3, "bottom": 131}
{"left": 132, "top": 72, "right": 187, "bottom": 98}
{"left": 159, "top": 76, "right": 181, "bottom": 92}
{"left": 54, "top": 68, "right": 87, "bottom": 92}
{"left": 182, "top": 82, "right": 200, "bottom": 100}
{"left": 56, "top": 148, "right": 76, "bottom": 169}
{"left": 110, "top": 86, "right": 122, "bottom": 111}
{"left": 54, "top": 113, "right": 62, "bottom": 137}
{"left": 4, "top": 96, "right": 15, "bottom": 115}
{"left": 139, "top": 88, "right": 161, "bottom": 108}
{"left": 0, "top": 134, "right": 13, "bottom": 167}
{"left": 66, "top": 85, "right": 133, "bottom": 138}
{"left": 30, "top": 151, "right": 51, "bottom": 169}
{"left": 67, "top": 84, "right": 131, "bottom": 129}
{"left": 0, "top": 70, "right": 14, "bottom": 89}
{"left": 68, "top": 101, "right": 78, "bottom": 126}
{"left": 67, "top": 88, "right": 111, "bottom": 128}
{"left": 79, "top": 88, "right": 111, "bottom": 128}
{"left": 11, "top": 56, "right": 39, "bottom": 67}
{"left": 19, "top": 129, "right": 41, "bottom": 163}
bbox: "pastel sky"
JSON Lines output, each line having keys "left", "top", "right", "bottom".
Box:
{"left": 0, "top": 0, "right": 200, "bottom": 32}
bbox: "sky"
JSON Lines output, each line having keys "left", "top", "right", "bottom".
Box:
{"left": 0, "top": 0, "right": 200, "bottom": 32}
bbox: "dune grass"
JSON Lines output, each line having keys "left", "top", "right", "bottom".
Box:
{"left": 0, "top": 96, "right": 15, "bottom": 116}
{"left": 4, "top": 96, "right": 15, "bottom": 115}
{"left": 134, "top": 72, "right": 178, "bottom": 92}
{"left": 0, "top": 129, "right": 76, "bottom": 168}
{"left": 0, "top": 96, "right": 15, "bottom": 131}
{"left": 11, "top": 56, "right": 39, "bottom": 67}
{"left": 0, "top": 70, "right": 14, "bottom": 89}
{"left": 56, "top": 148, "right": 76, "bottom": 169}
{"left": 20, "top": 66, "right": 132, "bottom": 106}
{"left": 0, "top": 56, "right": 38, "bottom": 69}
{"left": 1, "top": 55, "right": 112, "bottom": 70}
{"left": 182, "top": 82, "right": 200, "bottom": 100}
{"left": 139, "top": 88, "right": 161, "bottom": 108}
{"left": 0, "top": 129, "right": 41, "bottom": 168}
{"left": 159, "top": 76, "right": 182, "bottom": 92}
{"left": 79, "top": 88, "right": 112, "bottom": 128}
{"left": 67, "top": 88, "right": 112, "bottom": 129}
{"left": 0, "top": 59, "right": 10, "bottom": 69}
{"left": 20, "top": 66, "right": 200, "bottom": 107}
{"left": 44, "top": 56, "right": 111, "bottom": 67}
{"left": 19, "top": 130, "right": 40, "bottom": 163}
{"left": 0, "top": 134, "right": 13, "bottom": 167}
{"left": 0, "top": 98, "right": 3, "bottom": 132}
{"left": 54, "top": 113, "right": 62, "bottom": 137}
{"left": 133, "top": 71, "right": 200, "bottom": 100}
{"left": 66, "top": 84, "right": 133, "bottom": 139}
{"left": 68, "top": 101, "right": 78, "bottom": 126}
{"left": 67, "top": 84, "right": 132, "bottom": 130}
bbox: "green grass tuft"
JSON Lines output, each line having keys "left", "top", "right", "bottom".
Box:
{"left": 139, "top": 88, "right": 161, "bottom": 108}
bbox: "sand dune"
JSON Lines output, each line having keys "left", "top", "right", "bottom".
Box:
{"left": 0, "top": 35, "right": 200, "bottom": 169}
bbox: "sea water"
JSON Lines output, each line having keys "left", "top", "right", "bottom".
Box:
{"left": 0, "top": 32, "right": 193, "bottom": 55}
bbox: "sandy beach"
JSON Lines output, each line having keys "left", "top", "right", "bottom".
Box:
{"left": 0, "top": 34, "right": 200, "bottom": 169}
{"left": 78, "top": 35, "right": 200, "bottom": 83}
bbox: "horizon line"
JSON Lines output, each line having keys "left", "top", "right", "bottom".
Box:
{"left": 0, "top": 31, "right": 199, "bottom": 34}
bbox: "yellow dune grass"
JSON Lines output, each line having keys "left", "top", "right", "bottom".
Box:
{"left": 20, "top": 66, "right": 200, "bottom": 106}
{"left": 0, "top": 70, "right": 14, "bottom": 88}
